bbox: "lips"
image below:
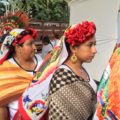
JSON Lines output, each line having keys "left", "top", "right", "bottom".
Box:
{"left": 89, "top": 56, "right": 95, "bottom": 59}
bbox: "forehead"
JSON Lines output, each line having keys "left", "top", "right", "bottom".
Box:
{"left": 24, "top": 38, "right": 34, "bottom": 43}
{"left": 85, "top": 36, "right": 96, "bottom": 43}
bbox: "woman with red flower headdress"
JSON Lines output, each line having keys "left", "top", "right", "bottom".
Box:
{"left": 0, "top": 28, "right": 42, "bottom": 120}
{"left": 48, "top": 21, "right": 97, "bottom": 120}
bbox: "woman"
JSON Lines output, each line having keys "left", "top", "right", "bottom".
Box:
{"left": 17, "top": 21, "right": 97, "bottom": 120}
{"left": 48, "top": 21, "right": 97, "bottom": 120}
{"left": 0, "top": 28, "right": 42, "bottom": 120}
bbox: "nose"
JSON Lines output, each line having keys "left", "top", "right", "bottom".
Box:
{"left": 32, "top": 43, "right": 37, "bottom": 50}
{"left": 92, "top": 46, "right": 97, "bottom": 55}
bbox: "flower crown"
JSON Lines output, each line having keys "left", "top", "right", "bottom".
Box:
{"left": 64, "top": 21, "right": 96, "bottom": 46}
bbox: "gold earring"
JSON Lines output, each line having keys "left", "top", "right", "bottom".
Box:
{"left": 71, "top": 54, "right": 77, "bottom": 63}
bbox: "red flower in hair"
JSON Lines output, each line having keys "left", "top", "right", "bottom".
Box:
{"left": 64, "top": 21, "right": 96, "bottom": 46}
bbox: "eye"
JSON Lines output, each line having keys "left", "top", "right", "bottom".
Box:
{"left": 87, "top": 43, "right": 93, "bottom": 47}
{"left": 87, "top": 42, "right": 96, "bottom": 48}
{"left": 27, "top": 41, "right": 34, "bottom": 46}
{"left": 93, "top": 42, "right": 96, "bottom": 46}
{"left": 28, "top": 42, "right": 32, "bottom": 46}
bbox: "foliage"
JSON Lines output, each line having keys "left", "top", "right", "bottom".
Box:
{"left": 9, "top": 0, "right": 69, "bottom": 22}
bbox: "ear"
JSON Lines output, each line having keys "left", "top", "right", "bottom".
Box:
{"left": 70, "top": 45, "right": 77, "bottom": 54}
{"left": 14, "top": 44, "right": 22, "bottom": 53}
{"left": 15, "top": 44, "right": 20, "bottom": 49}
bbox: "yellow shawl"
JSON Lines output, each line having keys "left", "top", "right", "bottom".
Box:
{"left": 0, "top": 60, "right": 33, "bottom": 106}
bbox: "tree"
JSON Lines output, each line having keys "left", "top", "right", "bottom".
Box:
{"left": 0, "top": 3, "right": 5, "bottom": 16}
{"left": 8, "top": 0, "right": 69, "bottom": 22}
{"left": 0, "top": 0, "right": 10, "bottom": 16}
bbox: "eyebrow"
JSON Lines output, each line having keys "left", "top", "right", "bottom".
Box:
{"left": 88, "top": 41, "right": 96, "bottom": 44}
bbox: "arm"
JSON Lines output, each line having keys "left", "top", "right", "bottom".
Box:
{"left": 48, "top": 68, "right": 74, "bottom": 119}
{"left": 0, "top": 106, "right": 9, "bottom": 120}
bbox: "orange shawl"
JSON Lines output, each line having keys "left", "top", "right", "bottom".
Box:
{"left": 0, "top": 60, "right": 33, "bottom": 106}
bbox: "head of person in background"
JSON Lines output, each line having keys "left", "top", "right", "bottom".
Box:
{"left": 42, "top": 36, "right": 51, "bottom": 45}
{"left": 54, "top": 33, "right": 60, "bottom": 40}
{"left": 41, "top": 35, "right": 53, "bottom": 58}
{"left": 51, "top": 33, "right": 61, "bottom": 46}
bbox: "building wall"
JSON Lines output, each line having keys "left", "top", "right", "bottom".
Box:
{"left": 69, "top": 0, "right": 120, "bottom": 81}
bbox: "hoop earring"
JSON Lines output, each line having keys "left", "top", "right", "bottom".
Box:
{"left": 71, "top": 54, "right": 77, "bottom": 63}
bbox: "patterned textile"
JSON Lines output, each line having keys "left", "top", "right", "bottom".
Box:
{"left": 94, "top": 47, "right": 120, "bottom": 120}
{"left": 0, "top": 29, "right": 24, "bottom": 64}
{"left": 49, "top": 68, "right": 97, "bottom": 120}
{"left": 18, "top": 36, "right": 68, "bottom": 120}
{"left": 0, "top": 60, "right": 32, "bottom": 106}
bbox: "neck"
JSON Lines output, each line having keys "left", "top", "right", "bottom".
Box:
{"left": 64, "top": 57, "right": 90, "bottom": 81}
{"left": 13, "top": 54, "right": 36, "bottom": 71}
{"left": 64, "top": 57, "right": 83, "bottom": 70}
{"left": 13, "top": 54, "right": 34, "bottom": 65}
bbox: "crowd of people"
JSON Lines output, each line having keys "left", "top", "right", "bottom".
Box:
{"left": 0, "top": 20, "right": 118, "bottom": 120}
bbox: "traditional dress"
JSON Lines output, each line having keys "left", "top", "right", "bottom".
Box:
{"left": 0, "top": 54, "right": 42, "bottom": 120}
{"left": 0, "top": 28, "right": 42, "bottom": 120}
{"left": 93, "top": 47, "right": 120, "bottom": 120}
{"left": 48, "top": 65, "right": 97, "bottom": 120}
{"left": 0, "top": 60, "right": 32, "bottom": 106}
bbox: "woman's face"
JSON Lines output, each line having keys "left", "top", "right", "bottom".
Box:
{"left": 73, "top": 36, "right": 97, "bottom": 63}
{"left": 17, "top": 38, "right": 37, "bottom": 60}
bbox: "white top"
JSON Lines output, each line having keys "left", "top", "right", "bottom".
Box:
{"left": 8, "top": 54, "right": 42, "bottom": 120}
{"left": 41, "top": 44, "right": 53, "bottom": 58}
{"left": 51, "top": 39, "right": 59, "bottom": 47}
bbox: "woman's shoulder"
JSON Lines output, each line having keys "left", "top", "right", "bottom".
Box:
{"left": 51, "top": 65, "right": 78, "bottom": 84}
{"left": 49, "top": 67, "right": 76, "bottom": 95}
{"left": 54, "top": 65, "right": 73, "bottom": 77}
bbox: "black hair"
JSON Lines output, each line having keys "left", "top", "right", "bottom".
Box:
{"left": 42, "top": 35, "right": 53, "bottom": 47}
{"left": 64, "top": 38, "right": 71, "bottom": 56}
{"left": 42, "top": 36, "right": 50, "bottom": 44}
{"left": 54, "top": 34, "right": 60, "bottom": 39}
{"left": 6, "top": 45, "right": 15, "bottom": 59}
